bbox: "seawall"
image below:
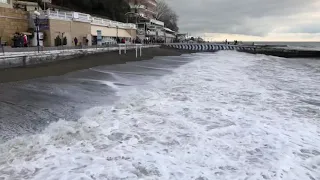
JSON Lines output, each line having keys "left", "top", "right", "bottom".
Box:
{"left": 0, "top": 45, "right": 159, "bottom": 69}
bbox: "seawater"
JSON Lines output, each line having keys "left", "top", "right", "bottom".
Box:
{"left": 0, "top": 51, "right": 319, "bottom": 180}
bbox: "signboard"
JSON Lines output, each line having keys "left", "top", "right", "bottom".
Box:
{"left": 137, "top": 28, "right": 145, "bottom": 35}
{"left": 97, "top": 30, "right": 102, "bottom": 45}
{"left": 42, "top": 0, "right": 52, "bottom": 3}
{"left": 34, "top": 18, "right": 49, "bottom": 31}
{"left": 97, "top": 30, "right": 102, "bottom": 40}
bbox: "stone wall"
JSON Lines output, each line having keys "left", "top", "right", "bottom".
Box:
{"left": 0, "top": 7, "right": 28, "bottom": 45}
{"left": 71, "top": 21, "right": 91, "bottom": 46}
{"left": 0, "top": 1, "right": 13, "bottom": 9}
{"left": 48, "top": 19, "right": 72, "bottom": 47}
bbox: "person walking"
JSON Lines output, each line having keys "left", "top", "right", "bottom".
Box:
{"left": 74, "top": 37, "right": 78, "bottom": 46}
{"left": 23, "top": 34, "right": 28, "bottom": 47}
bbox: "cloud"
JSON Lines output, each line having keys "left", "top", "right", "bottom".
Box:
{"left": 287, "top": 23, "right": 320, "bottom": 34}
{"left": 165, "top": 0, "right": 320, "bottom": 38}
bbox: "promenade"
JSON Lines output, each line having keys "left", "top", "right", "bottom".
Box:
{"left": 0, "top": 46, "right": 183, "bottom": 83}
{"left": 0, "top": 44, "right": 159, "bottom": 69}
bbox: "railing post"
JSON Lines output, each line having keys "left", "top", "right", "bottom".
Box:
{"left": 22, "top": 56, "right": 27, "bottom": 67}
{"left": 136, "top": 45, "right": 138, "bottom": 58}
{"left": 140, "top": 45, "right": 142, "bottom": 57}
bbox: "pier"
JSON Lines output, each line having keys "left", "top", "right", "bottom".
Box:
{"left": 164, "top": 43, "right": 320, "bottom": 58}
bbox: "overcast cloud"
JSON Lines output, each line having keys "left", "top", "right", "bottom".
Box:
{"left": 165, "top": 0, "right": 320, "bottom": 40}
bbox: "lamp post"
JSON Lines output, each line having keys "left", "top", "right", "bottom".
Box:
{"left": 116, "top": 26, "right": 119, "bottom": 43}
{"left": 34, "top": 10, "right": 40, "bottom": 53}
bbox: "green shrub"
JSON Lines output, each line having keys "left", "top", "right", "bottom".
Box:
{"left": 54, "top": 36, "right": 61, "bottom": 46}
{"left": 63, "top": 37, "right": 67, "bottom": 45}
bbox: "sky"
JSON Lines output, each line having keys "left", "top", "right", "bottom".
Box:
{"left": 165, "top": 0, "right": 320, "bottom": 41}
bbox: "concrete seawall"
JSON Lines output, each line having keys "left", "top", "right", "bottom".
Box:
{"left": 239, "top": 47, "right": 320, "bottom": 58}
{"left": 0, "top": 45, "right": 159, "bottom": 69}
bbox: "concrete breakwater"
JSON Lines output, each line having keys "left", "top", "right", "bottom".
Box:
{"left": 165, "top": 43, "right": 320, "bottom": 58}
{"left": 0, "top": 45, "right": 159, "bottom": 69}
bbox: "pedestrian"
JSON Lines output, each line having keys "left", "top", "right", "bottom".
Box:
{"left": 86, "top": 38, "right": 89, "bottom": 46}
{"left": 74, "top": 37, "right": 78, "bottom": 46}
{"left": 23, "top": 34, "right": 28, "bottom": 47}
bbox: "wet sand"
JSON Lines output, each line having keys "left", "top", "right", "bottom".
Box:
{"left": 0, "top": 47, "right": 185, "bottom": 83}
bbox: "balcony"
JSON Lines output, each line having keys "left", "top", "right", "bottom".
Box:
{"left": 130, "top": 0, "right": 156, "bottom": 6}
{"left": 92, "top": 17, "right": 136, "bottom": 29}
{"left": 130, "top": 4, "right": 146, "bottom": 9}
{"left": 143, "top": 7, "right": 156, "bottom": 14}
{"left": 145, "top": 0, "right": 157, "bottom": 7}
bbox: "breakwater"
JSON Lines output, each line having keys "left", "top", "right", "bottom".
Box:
{"left": 165, "top": 43, "right": 320, "bottom": 58}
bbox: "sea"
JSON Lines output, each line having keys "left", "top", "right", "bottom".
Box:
{"left": 0, "top": 50, "right": 320, "bottom": 180}
{"left": 250, "top": 42, "right": 320, "bottom": 51}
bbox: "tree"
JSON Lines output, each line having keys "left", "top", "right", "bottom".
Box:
{"left": 51, "top": 0, "right": 130, "bottom": 22}
{"left": 155, "top": 0, "right": 179, "bottom": 32}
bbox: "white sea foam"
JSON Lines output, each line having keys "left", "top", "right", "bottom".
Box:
{"left": 0, "top": 51, "right": 319, "bottom": 180}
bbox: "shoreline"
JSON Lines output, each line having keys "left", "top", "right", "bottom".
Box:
{"left": 0, "top": 47, "right": 187, "bottom": 83}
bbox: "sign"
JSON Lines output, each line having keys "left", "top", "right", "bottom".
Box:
{"left": 42, "top": 0, "right": 52, "bottom": 3}
{"left": 97, "top": 30, "right": 102, "bottom": 45}
{"left": 34, "top": 18, "right": 49, "bottom": 30}
{"left": 73, "top": 12, "right": 79, "bottom": 19}
{"left": 137, "top": 28, "right": 145, "bottom": 35}
{"left": 97, "top": 30, "right": 102, "bottom": 41}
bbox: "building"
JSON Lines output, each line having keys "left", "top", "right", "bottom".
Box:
{"left": 0, "top": 0, "right": 13, "bottom": 8}
{"left": 164, "top": 27, "right": 175, "bottom": 43}
{"left": 31, "top": 10, "right": 137, "bottom": 47}
{"left": 0, "top": 1, "right": 29, "bottom": 46}
{"left": 126, "top": 0, "right": 176, "bottom": 42}
{"left": 13, "top": 1, "right": 42, "bottom": 12}
{"left": 126, "top": 0, "right": 157, "bottom": 20}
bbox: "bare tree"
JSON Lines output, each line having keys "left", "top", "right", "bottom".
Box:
{"left": 155, "top": 0, "right": 179, "bottom": 32}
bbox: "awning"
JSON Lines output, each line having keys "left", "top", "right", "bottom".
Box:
{"left": 164, "top": 27, "right": 174, "bottom": 33}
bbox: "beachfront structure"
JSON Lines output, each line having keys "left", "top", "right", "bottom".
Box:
{"left": 29, "top": 10, "right": 137, "bottom": 47}
{"left": 164, "top": 27, "right": 175, "bottom": 43}
{"left": 136, "top": 18, "right": 164, "bottom": 41}
{"left": 126, "top": 0, "right": 157, "bottom": 20}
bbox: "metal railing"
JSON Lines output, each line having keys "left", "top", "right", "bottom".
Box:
{"left": 43, "top": 10, "right": 136, "bottom": 29}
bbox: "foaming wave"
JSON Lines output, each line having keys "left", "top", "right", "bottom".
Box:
{"left": 0, "top": 51, "right": 319, "bottom": 180}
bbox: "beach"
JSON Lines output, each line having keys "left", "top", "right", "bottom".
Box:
{"left": 0, "top": 50, "right": 319, "bottom": 179}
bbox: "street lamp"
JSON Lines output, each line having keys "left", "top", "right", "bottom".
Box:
{"left": 116, "top": 26, "right": 119, "bottom": 43}
{"left": 34, "top": 10, "right": 41, "bottom": 53}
